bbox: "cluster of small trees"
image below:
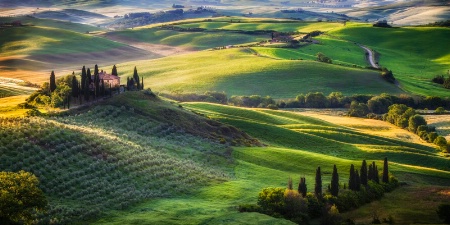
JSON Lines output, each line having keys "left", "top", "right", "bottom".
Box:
{"left": 383, "top": 104, "right": 448, "bottom": 152}
{"left": 239, "top": 158, "right": 398, "bottom": 224}
{"left": 432, "top": 75, "right": 450, "bottom": 89}
{"left": 316, "top": 52, "right": 332, "bottom": 64}
{"left": 0, "top": 171, "right": 47, "bottom": 225}
{"left": 126, "top": 66, "right": 144, "bottom": 91}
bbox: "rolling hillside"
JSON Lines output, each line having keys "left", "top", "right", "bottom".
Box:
{"left": 94, "top": 100, "right": 448, "bottom": 224}
{"left": 329, "top": 22, "right": 450, "bottom": 97}
{"left": 115, "top": 48, "right": 402, "bottom": 98}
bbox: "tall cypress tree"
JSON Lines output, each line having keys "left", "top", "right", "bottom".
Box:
{"left": 374, "top": 165, "right": 380, "bottom": 183}
{"left": 368, "top": 163, "right": 374, "bottom": 181}
{"left": 84, "top": 69, "right": 91, "bottom": 101}
{"left": 112, "top": 64, "right": 118, "bottom": 76}
{"left": 287, "top": 177, "right": 293, "bottom": 190}
{"left": 94, "top": 64, "right": 100, "bottom": 97}
{"left": 330, "top": 165, "right": 339, "bottom": 197}
{"left": 315, "top": 166, "right": 322, "bottom": 197}
{"left": 141, "top": 76, "right": 144, "bottom": 90}
{"left": 81, "top": 66, "right": 86, "bottom": 92}
{"left": 349, "top": 164, "right": 355, "bottom": 191}
{"left": 87, "top": 68, "right": 92, "bottom": 85}
{"left": 50, "top": 70, "right": 56, "bottom": 92}
{"left": 360, "top": 160, "right": 368, "bottom": 186}
{"left": 133, "top": 66, "right": 140, "bottom": 90}
{"left": 355, "top": 169, "right": 361, "bottom": 191}
{"left": 298, "top": 177, "right": 307, "bottom": 197}
{"left": 72, "top": 74, "right": 78, "bottom": 98}
{"left": 382, "top": 157, "right": 389, "bottom": 183}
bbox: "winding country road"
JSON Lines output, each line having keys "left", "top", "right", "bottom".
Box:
{"left": 359, "top": 45, "right": 379, "bottom": 69}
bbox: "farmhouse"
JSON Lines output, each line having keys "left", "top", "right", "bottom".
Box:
{"left": 92, "top": 70, "right": 120, "bottom": 88}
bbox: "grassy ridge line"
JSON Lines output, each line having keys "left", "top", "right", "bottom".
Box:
{"left": 183, "top": 102, "right": 449, "bottom": 173}
{"left": 329, "top": 23, "right": 450, "bottom": 97}
{"left": 117, "top": 48, "right": 401, "bottom": 98}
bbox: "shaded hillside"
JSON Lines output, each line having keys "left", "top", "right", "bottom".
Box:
{"left": 0, "top": 92, "right": 259, "bottom": 224}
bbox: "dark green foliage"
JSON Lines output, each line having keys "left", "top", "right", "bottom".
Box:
{"left": 87, "top": 68, "right": 92, "bottom": 85}
{"left": 298, "top": 177, "right": 307, "bottom": 197}
{"left": 238, "top": 204, "right": 261, "bottom": 213}
{"left": 71, "top": 74, "right": 78, "bottom": 98}
{"left": 229, "top": 95, "right": 275, "bottom": 108}
{"left": 360, "top": 160, "right": 368, "bottom": 186}
{"left": 384, "top": 104, "right": 416, "bottom": 128}
{"left": 367, "top": 95, "right": 392, "bottom": 114}
{"left": 0, "top": 171, "right": 47, "bottom": 225}
{"left": 374, "top": 164, "right": 380, "bottom": 184}
{"left": 432, "top": 75, "right": 445, "bottom": 84}
{"left": 330, "top": 165, "right": 339, "bottom": 197}
{"left": 428, "top": 132, "right": 438, "bottom": 143}
{"left": 348, "top": 101, "right": 369, "bottom": 117}
{"left": 305, "top": 92, "right": 328, "bottom": 108}
{"left": 320, "top": 205, "right": 342, "bottom": 225}
{"left": 111, "top": 64, "right": 118, "bottom": 76}
{"left": 382, "top": 157, "right": 389, "bottom": 183}
{"left": 50, "top": 70, "right": 56, "bottom": 93}
{"left": 84, "top": 69, "right": 91, "bottom": 101}
{"left": 434, "top": 136, "right": 448, "bottom": 150}
{"left": 368, "top": 163, "right": 374, "bottom": 181}
{"left": 436, "top": 204, "right": 450, "bottom": 223}
{"left": 94, "top": 64, "right": 100, "bottom": 97}
{"left": 316, "top": 52, "right": 332, "bottom": 63}
{"left": 257, "top": 187, "right": 285, "bottom": 214}
{"left": 81, "top": 65, "right": 86, "bottom": 92}
{"left": 133, "top": 66, "right": 140, "bottom": 90}
{"left": 381, "top": 68, "right": 395, "bottom": 83}
{"left": 444, "top": 76, "right": 450, "bottom": 89}
{"left": 408, "top": 114, "right": 427, "bottom": 133}
{"left": 315, "top": 166, "right": 322, "bottom": 197}
{"left": 355, "top": 170, "right": 360, "bottom": 191}
{"left": 287, "top": 177, "right": 293, "bottom": 190}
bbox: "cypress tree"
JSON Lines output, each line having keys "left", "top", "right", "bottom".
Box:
{"left": 84, "top": 72, "right": 90, "bottom": 101}
{"left": 287, "top": 177, "right": 293, "bottom": 190}
{"left": 374, "top": 165, "right": 380, "bottom": 183}
{"left": 94, "top": 64, "right": 100, "bottom": 97}
{"left": 298, "top": 177, "right": 307, "bottom": 197}
{"left": 81, "top": 66, "right": 86, "bottom": 92}
{"left": 349, "top": 164, "right": 355, "bottom": 191}
{"left": 72, "top": 75, "right": 78, "bottom": 98}
{"left": 101, "top": 79, "right": 105, "bottom": 96}
{"left": 141, "top": 76, "right": 144, "bottom": 90}
{"left": 330, "top": 164, "right": 339, "bottom": 197}
{"left": 360, "top": 160, "right": 368, "bottom": 186}
{"left": 112, "top": 64, "right": 118, "bottom": 76}
{"left": 368, "top": 163, "right": 374, "bottom": 181}
{"left": 50, "top": 70, "right": 56, "bottom": 92}
{"left": 382, "top": 157, "right": 389, "bottom": 183}
{"left": 355, "top": 169, "right": 361, "bottom": 191}
{"left": 133, "top": 66, "right": 140, "bottom": 90}
{"left": 315, "top": 166, "right": 322, "bottom": 197}
{"left": 86, "top": 68, "right": 92, "bottom": 90}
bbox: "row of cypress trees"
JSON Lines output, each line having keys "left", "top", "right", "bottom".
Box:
{"left": 297, "top": 157, "right": 390, "bottom": 198}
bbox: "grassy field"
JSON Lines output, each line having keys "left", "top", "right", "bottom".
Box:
{"left": 329, "top": 22, "right": 450, "bottom": 97}
{"left": 93, "top": 100, "right": 449, "bottom": 225}
{"left": 0, "top": 16, "right": 105, "bottom": 33}
{"left": 115, "top": 48, "right": 402, "bottom": 98}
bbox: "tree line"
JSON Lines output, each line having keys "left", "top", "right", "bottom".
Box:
{"left": 239, "top": 158, "right": 399, "bottom": 225}
{"left": 25, "top": 65, "right": 144, "bottom": 110}
{"left": 162, "top": 91, "right": 450, "bottom": 112}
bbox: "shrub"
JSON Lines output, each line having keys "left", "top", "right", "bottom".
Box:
{"left": 238, "top": 204, "right": 261, "bottom": 213}
{"left": 435, "top": 107, "right": 446, "bottom": 114}
{"left": 257, "top": 187, "right": 285, "bottom": 214}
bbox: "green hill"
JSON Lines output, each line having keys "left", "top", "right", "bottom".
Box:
{"left": 115, "top": 48, "right": 402, "bottom": 98}
{"left": 96, "top": 100, "right": 449, "bottom": 225}
{"left": 0, "top": 92, "right": 257, "bottom": 223}
{"left": 1, "top": 93, "right": 448, "bottom": 224}
{"left": 329, "top": 22, "right": 450, "bottom": 97}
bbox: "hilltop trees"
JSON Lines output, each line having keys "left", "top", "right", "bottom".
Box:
{"left": 298, "top": 177, "right": 307, "bottom": 197}
{"left": 360, "top": 160, "right": 368, "bottom": 186}
{"left": 241, "top": 158, "right": 399, "bottom": 224}
{"left": 50, "top": 70, "right": 56, "bottom": 92}
{"left": 330, "top": 165, "right": 339, "bottom": 197}
{"left": 127, "top": 66, "right": 144, "bottom": 91}
{"left": 0, "top": 171, "right": 47, "bottom": 225}
{"left": 315, "top": 166, "right": 322, "bottom": 197}
{"left": 112, "top": 64, "right": 118, "bottom": 76}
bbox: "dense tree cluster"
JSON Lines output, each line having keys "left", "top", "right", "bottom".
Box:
{"left": 239, "top": 159, "right": 398, "bottom": 224}
{"left": 0, "top": 171, "right": 47, "bottom": 225}
{"left": 432, "top": 75, "right": 450, "bottom": 89}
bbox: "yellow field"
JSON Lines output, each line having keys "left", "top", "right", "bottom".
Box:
{"left": 424, "top": 115, "right": 450, "bottom": 141}
{"left": 292, "top": 109, "right": 434, "bottom": 146}
{"left": 0, "top": 95, "right": 29, "bottom": 117}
